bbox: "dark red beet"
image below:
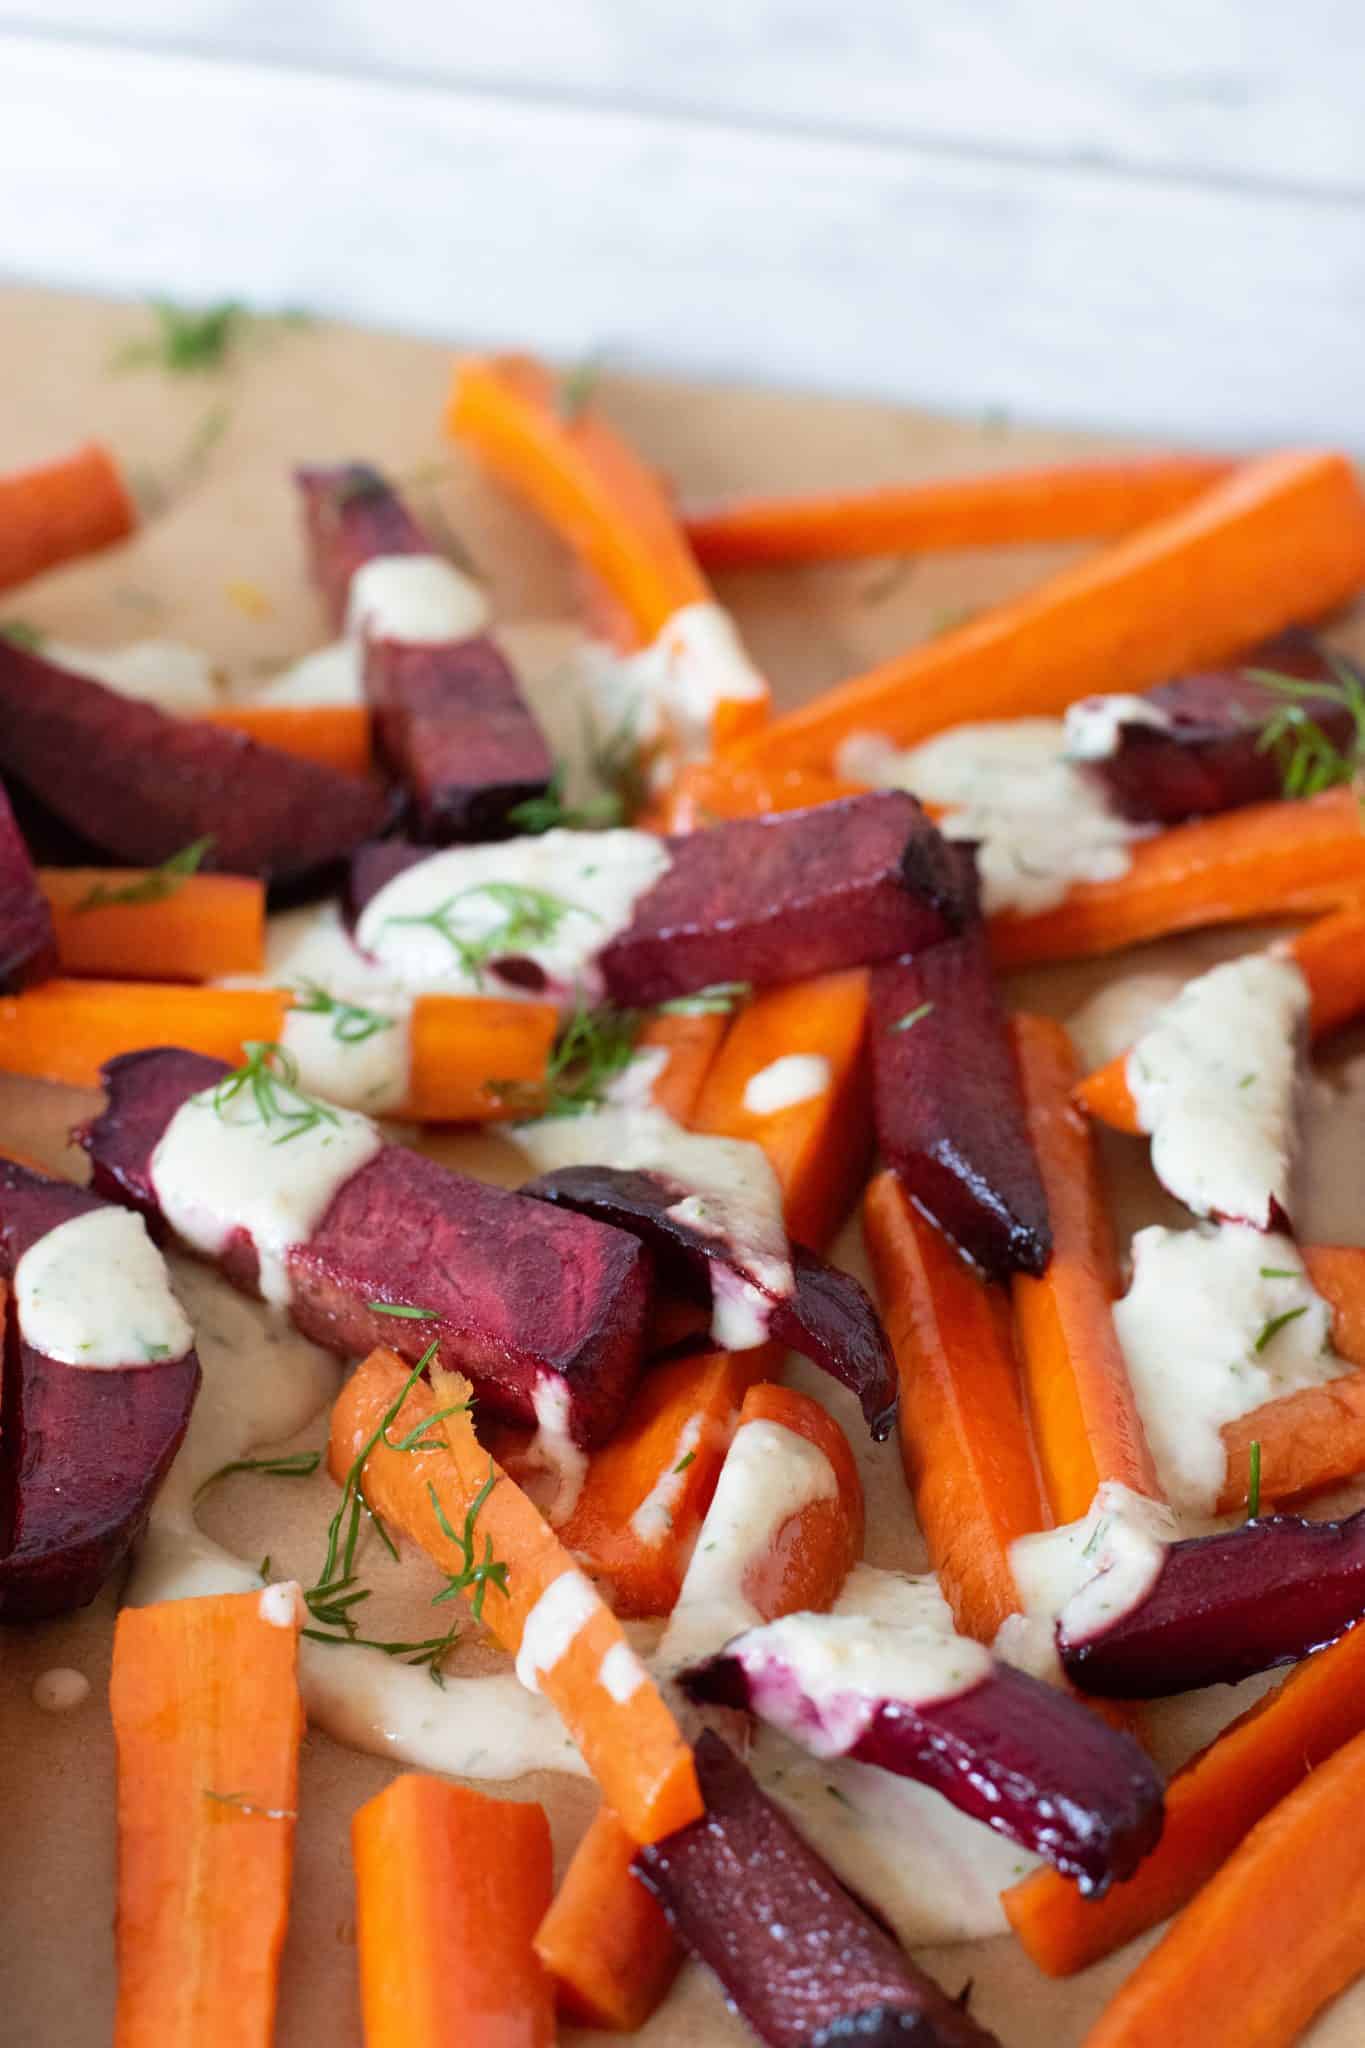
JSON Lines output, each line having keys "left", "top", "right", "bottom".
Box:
{"left": 1082, "top": 634, "right": 1358, "bottom": 825}
{"left": 869, "top": 934, "right": 1051, "bottom": 1279}
{"left": 633, "top": 1732, "right": 1000, "bottom": 2048}
{"left": 364, "top": 634, "right": 553, "bottom": 842}
{"left": 296, "top": 463, "right": 432, "bottom": 631}
{"left": 0, "top": 777, "right": 55, "bottom": 990}
{"left": 0, "top": 1159, "right": 199, "bottom": 1621}
{"left": 346, "top": 837, "right": 430, "bottom": 923}
{"left": 600, "top": 793, "right": 972, "bottom": 1006}
{"left": 78, "top": 1050, "right": 652, "bottom": 1445}
{"left": 0, "top": 640, "right": 390, "bottom": 891}
{"left": 522, "top": 1164, "right": 897, "bottom": 1438}
{"left": 1060, "top": 1507, "right": 1365, "bottom": 1698}
{"left": 684, "top": 1641, "right": 1162, "bottom": 1893}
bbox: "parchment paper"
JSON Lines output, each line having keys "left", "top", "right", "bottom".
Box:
{"left": 3, "top": 284, "right": 1365, "bottom": 2046}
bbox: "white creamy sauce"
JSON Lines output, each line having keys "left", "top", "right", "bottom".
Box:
{"left": 258, "top": 1580, "right": 303, "bottom": 1630}
{"left": 1063, "top": 692, "right": 1171, "bottom": 761}
{"left": 251, "top": 903, "right": 413, "bottom": 1115}
{"left": 602, "top": 1044, "right": 670, "bottom": 1110}
{"left": 839, "top": 718, "right": 1143, "bottom": 916}
{"left": 1067, "top": 970, "right": 1186, "bottom": 1071}
{"left": 31, "top": 1668, "right": 91, "bottom": 1713}
{"left": 345, "top": 554, "right": 491, "bottom": 645}
{"left": 15, "top": 1206, "right": 193, "bottom": 1367}
{"left": 629, "top": 1414, "right": 706, "bottom": 1547}
{"left": 1115, "top": 1224, "right": 1341, "bottom": 1514}
{"left": 150, "top": 1082, "right": 382, "bottom": 1308}
{"left": 1126, "top": 954, "right": 1308, "bottom": 1226}
{"left": 515, "top": 1570, "right": 602, "bottom": 1693}
{"left": 633, "top": 601, "right": 767, "bottom": 758}
{"left": 356, "top": 829, "right": 671, "bottom": 1006}
{"left": 741, "top": 1053, "right": 832, "bottom": 1116}
{"left": 659, "top": 1417, "right": 839, "bottom": 1673}
{"left": 50, "top": 636, "right": 220, "bottom": 713}
{"left": 250, "top": 638, "right": 362, "bottom": 707}
{"left": 525, "top": 1377, "right": 589, "bottom": 1527}
{"left": 511, "top": 1103, "right": 794, "bottom": 1349}
{"left": 1003, "top": 1483, "right": 1178, "bottom": 1677}
{"left": 599, "top": 1640, "right": 649, "bottom": 1704}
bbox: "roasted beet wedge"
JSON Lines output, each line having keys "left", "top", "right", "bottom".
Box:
{"left": 0, "top": 640, "right": 389, "bottom": 890}
{"left": 0, "top": 1159, "right": 199, "bottom": 1620}
{"left": 523, "top": 1163, "right": 897, "bottom": 1438}
{"left": 0, "top": 778, "right": 55, "bottom": 990}
{"left": 364, "top": 634, "right": 553, "bottom": 842}
{"left": 78, "top": 1049, "right": 652, "bottom": 1445}
{"left": 601, "top": 793, "right": 972, "bottom": 1006}
{"left": 870, "top": 933, "right": 1051, "bottom": 1279}
{"left": 634, "top": 1731, "right": 999, "bottom": 2048}
{"left": 296, "top": 462, "right": 432, "bottom": 630}
{"left": 1060, "top": 1507, "right": 1365, "bottom": 1698}
{"left": 683, "top": 1622, "right": 1162, "bottom": 1893}
{"left": 1079, "top": 634, "right": 1359, "bottom": 825}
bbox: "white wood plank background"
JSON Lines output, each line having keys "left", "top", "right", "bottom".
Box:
{"left": 1, "top": 4, "right": 1363, "bottom": 445}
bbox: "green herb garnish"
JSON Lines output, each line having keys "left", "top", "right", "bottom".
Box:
{"left": 0, "top": 619, "right": 45, "bottom": 650}
{"left": 1081, "top": 1516, "right": 1111, "bottom": 1561}
{"left": 557, "top": 351, "right": 607, "bottom": 423}
{"left": 1254, "top": 1305, "right": 1309, "bottom": 1354}
{"left": 427, "top": 1468, "right": 511, "bottom": 1624}
{"left": 1259, "top": 1267, "right": 1300, "bottom": 1281}
{"left": 211, "top": 1041, "right": 341, "bottom": 1146}
{"left": 195, "top": 1449, "right": 321, "bottom": 1500}
{"left": 1251, "top": 658, "right": 1365, "bottom": 804}
{"left": 366, "top": 1301, "right": 440, "bottom": 1320}
{"left": 76, "top": 834, "right": 214, "bottom": 910}
{"left": 115, "top": 299, "right": 245, "bottom": 374}
{"left": 1247, "top": 1439, "right": 1263, "bottom": 1520}
{"left": 673, "top": 1450, "right": 696, "bottom": 1475}
{"left": 656, "top": 982, "right": 750, "bottom": 1017}
{"left": 290, "top": 981, "right": 395, "bottom": 1046}
{"left": 507, "top": 766, "right": 626, "bottom": 834}
{"left": 892, "top": 1001, "right": 935, "bottom": 1033}
{"left": 490, "top": 997, "right": 641, "bottom": 1120}
{"left": 385, "top": 880, "right": 589, "bottom": 986}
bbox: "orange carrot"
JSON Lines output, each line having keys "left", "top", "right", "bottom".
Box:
{"left": 1083, "top": 1718, "right": 1365, "bottom": 2047}
{"left": 990, "top": 788, "right": 1365, "bottom": 970}
{"left": 727, "top": 1378, "right": 865, "bottom": 1620}
{"left": 633, "top": 1006, "right": 731, "bottom": 1122}
{"left": 690, "top": 969, "right": 872, "bottom": 1250}
{"left": 40, "top": 867, "right": 265, "bottom": 982}
{"left": 202, "top": 703, "right": 372, "bottom": 777}
{"left": 1005, "top": 1612, "right": 1365, "bottom": 1978}
{"left": 408, "top": 995, "right": 560, "bottom": 1122}
{"left": 0, "top": 440, "right": 137, "bottom": 593}
{"left": 353, "top": 1773, "right": 553, "bottom": 2048}
{"left": 651, "top": 758, "right": 863, "bottom": 832}
{"left": 1011, "top": 1015, "right": 1163, "bottom": 1524}
{"left": 328, "top": 1350, "right": 701, "bottom": 1844}
{"left": 724, "top": 451, "right": 1365, "bottom": 776}
{"left": 111, "top": 1589, "right": 303, "bottom": 2048}
{"left": 683, "top": 453, "right": 1235, "bottom": 569}
{"left": 863, "top": 1169, "right": 1046, "bottom": 1643}
{"left": 554, "top": 1346, "right": 772, "bottom": 1617}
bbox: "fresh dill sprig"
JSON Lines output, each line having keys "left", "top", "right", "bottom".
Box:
{"left": 1259, "top": 1266, "right": 1300, "bottom": 1281}
{"left": 114, "top": 299, "right": 246, "bottom": 374}
{"left": 1247, "top": 1439, "right": 1263, "bottom": 1521}
{"left": 427, "top": 1468, "right": 511, "bottom": 1624}
{"left": 557, "top": 350, "right": 608, "bottom": 423}
{"left": 366, "top": 1301, "right": 439, "bottom": 1321}
{"left": 290, "top": 981, "right": 395, "bottom": 1046}
{"left": 507, "top": 766, "right": 626, "bottom": 834}
{"left": 673, "top": 1450, "right": 696, "bottom": 1475}
{"left": 1081, "top": 1516, "right": 1111, "bottom": 1561}
{"left": 76, "top": 835, "right": 215, "bottom": 910}
{"left": 0, "top": 619, "right": 45, "bottom": 650}
{"left": 211, "top": 1041, "right": 342, "bottom": 1146}
{"left": 194, "top": 1449, "right": 321, "bottom": 1501}
{"left": 384, "top": 881, "right": 589, "bottom": 985}
{"left": 892, "top": 1001, "right": 935, "bottom": 1032}
{"left": 656, "top": 982, "right": 750, "bottom": 1017}
{"left": 1254, "top": 1304, "right": 1309, "bottom": 1354}
{"left": 1250, "top": 658, "right": 1365, "bottom": 802}
{"left": 489, "top": 998, "right": 640, "bottom": 1119}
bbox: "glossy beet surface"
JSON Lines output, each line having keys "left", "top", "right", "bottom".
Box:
{"left": 364, "top": 634, "right": 553, "bottom": 842}
{"left": 523, "top": 1163, "right": 897, "bottom": 1437}
{"left": 634, "top": 1732, "right": 1000, "bottom": 2048}
{"left": 1086, "top": 634, "right": 1358, "bottom": 825}
{"left": 685, "top": 1646, "right": 1162, "bottom": 1893}
{"left": 79, "top": 1049, "right": 652, "bottom": 1444}
{"left": 601, "top": 792, "right": 972, "bottom": 1006}
{"left": 870, "top": 933, "right": 1051, "bottom": 1279}
{"left": 0, "top": 778, "right": 55, "bottom": 991}
{"left": 295, "top": 462, "right": 432, "bottom": 630}
{"left": 0, "top": 640, "right": 389, "bottom": 890}
{"left": 0, "top": 1159, "right": 199, "bottom": 1620}
{"left": 1061, "top": 1508, "right": 1365, "bottom": 1697}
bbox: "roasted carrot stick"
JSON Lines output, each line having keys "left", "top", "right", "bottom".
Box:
{"left": 683, "top": 453, "right": 1235, "bottom": 569}
{"left": 1005, "top": 1612, "right": 1365, "bottom": 1978}
{"left": 1076, "top": 902, "right": 1365, "bottom": 1131}
{"left": 202, "top": 703, "right": 372, "bottom": 777}
{"left": 111, "top": 1588, "right": 303, "bottom": 2048}
{"left": 651, "top": 758, "right": 863, "bottom": 832}
{"left": 990, "top": 788, "right": 1365, "bottom": 971}
{"left": 864, "top": 1169, "right": 1046, "bottom": 1643}
{"left": 408, "top": 995, "right": 560, "bottom": 1122}
{"left": 353, "top": 1773, "right": 553, "bottom": 2048}
{"left": 1083, "top": 1719, "right": 1365, "bottom": 2047}
{"left": 690, "top": 969, "right": 872, "bottom": 1250}
{"left": 535, "top": 1376, "right": 862, "bottom": 2032}
{"left": 1011, "top": 1015, "right": 1163, "bottom": 1524}
{"left": 328, "top": 1350, "right": 701, "bottom": 1844}
{"left": 633, "top": 1006, "right": 731, "bottom": 1122}
{"left": 725, "top": 451, "right": 1365, "bottom": 776}
{"left": 40, "top": 867, "right": 265, "bottom": 981}
{"left": 0, "top": 440, "right": 137, "bottom": 593}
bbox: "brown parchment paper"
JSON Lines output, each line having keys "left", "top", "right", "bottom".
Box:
{"left": 4, "top": 284, "right": 1365, "bottom": 2047}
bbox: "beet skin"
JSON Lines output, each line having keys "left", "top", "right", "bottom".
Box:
{"left": 296, "top": 462, "right": 432, "bottom": 631}
{"left": 601, "top": 792, "right": 972, "bottom": 1005}
{"left": 870, "top": 932, "right": 1052, "bottom": 1279}
{"left": 634, "top": 1731, "right": 1000, "bottom": 2048}
{"left": 0, "top": 1159, "right": 199, "bottom": 1621}
{"left": 78, "top": 1048, "right": 652, "bottom": 1445}
{"left": 0, "top": 777, "right": 56, "bottom": 990}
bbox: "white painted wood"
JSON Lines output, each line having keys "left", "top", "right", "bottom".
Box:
{"left": 2, "top": 0, "right": 1362, "bottom": 193}
{"left": 1, "top": 31, "right": 1361, "bottom": 447}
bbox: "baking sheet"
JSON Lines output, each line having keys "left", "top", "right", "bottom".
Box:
{"left": 3, "top": 284, "right": 1365, "bottom": 2047}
